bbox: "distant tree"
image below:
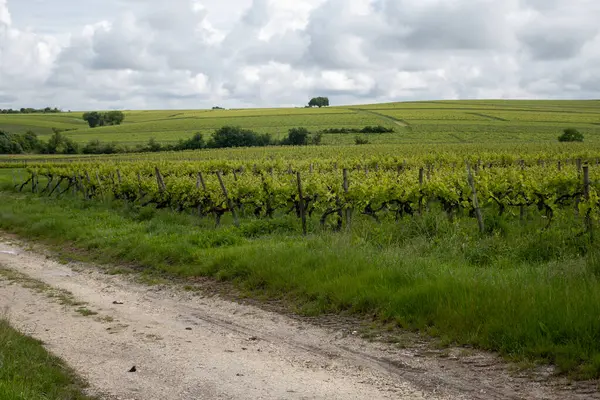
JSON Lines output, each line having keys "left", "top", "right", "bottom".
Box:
{"left": 105, "top": 111, "right": 125, "bottom": 125}
{"left": 82, "top": 112, "right": 105, "bottom": 128}
{"left": 308, "top": 97, "right": 330, "bottom": 108}
{"left": 82, "top": 111, "right": 125, "bottom": 128}
{"left": 0, "top": 107, "right": 61, "bottom": 114}
{"left": 0, "top": 130, "right": 45, "bottom": 154}
{"left": 0, "top": 130, "right": 24, "bottom": 154}
{"left": 559, "top": 128, "right": 584, "bottom": 142}
{"left": 44, "top": 131, "right": 79, "bottom": 154}
{"left": 284, "top": 127, "right": 310, "bottom": 146}
{"left": 18, "top": 130, "right": 43, "bottom": 152}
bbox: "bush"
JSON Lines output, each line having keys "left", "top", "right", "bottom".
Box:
{"left": 282, "top": 128, "right": 309, "bottom": 146}
{"left": 321, "top": 126, "right": 394, "bottom": 134}
{"left": 361, "top": 125, "right": 394, "bottom": 134}
{"left": 559, "top": 128, "right": 584, "bottom": 142}
{"left": 44, "top": 131, "right": 79, "bottom": 154}
{"left": 174, "top": 133, "right": 205, "bottom": 151}
{"left": 0, "top": 131, "right": 23, "bottom": 154}
{"left": 355, "top": 136, "right": 370, "bottom": 145}
{"left": 145, "top": 138, "right": 163, "bottom": 152}
{"left": 82, "top": 139, "right": 124, "bottom": 154}
{"left": 0, "top": 130, "right": 46, "bottom": 154}
{"left": 207, "top": 126, "right": 273, "bottom": 148}
{"left": 310, "top": 132, "right": 323, "bottom": 145}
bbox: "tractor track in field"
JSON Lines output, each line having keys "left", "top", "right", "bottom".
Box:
{"left": 466, "top": 112, "right": 509, "bottom": 122}
{"left": 0, "top": 235, "right": 599, "bottom": 400}
{"left": 351, "top": 108, "right": 413, "bottom": 131}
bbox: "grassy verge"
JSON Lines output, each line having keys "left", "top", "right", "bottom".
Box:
{"left": 0, "top": 317, "right": 95, "bottom": 400}
{"left": 1, "top": 187, "right": 600, "bottom": 379}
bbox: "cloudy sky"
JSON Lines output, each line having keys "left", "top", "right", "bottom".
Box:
{"left": 1, "top": 0, "right": 599, "bottom": 111}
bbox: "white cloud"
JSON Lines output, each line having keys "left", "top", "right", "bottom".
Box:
{"left": 0, "top": 0, "right": 599, "bottom": 110}
{"left": 0, "top": 0, "right": 11, "bottom": 26}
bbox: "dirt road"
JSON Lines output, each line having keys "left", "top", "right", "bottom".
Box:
{"left": 0, "top": 237, "right": 597, "bottom": 400}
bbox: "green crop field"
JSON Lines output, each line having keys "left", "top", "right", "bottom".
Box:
{"left": 1, "top": 100, "right": 599, "bottom": 146}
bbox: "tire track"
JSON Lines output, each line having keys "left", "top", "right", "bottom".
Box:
{"left": 466, "top": 112, "right": 509, "bottom": 122}
{"left": 350, "top": 108, "right": 413, "bottom": 131}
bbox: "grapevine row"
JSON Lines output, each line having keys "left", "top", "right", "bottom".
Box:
{"left": 18, "top": 160, "right": 600, "bottom": 234}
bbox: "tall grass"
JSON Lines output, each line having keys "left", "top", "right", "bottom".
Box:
{"left": 1, "top": 189, "right": 600, "bottom": 378}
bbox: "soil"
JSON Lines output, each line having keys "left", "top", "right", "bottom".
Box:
{"left": 0, "top": 236, "right": 598, "bottom": 400}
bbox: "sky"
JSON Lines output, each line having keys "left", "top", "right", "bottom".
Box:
{"left": 0, "top": 0, "right": 599, "bottom": 111}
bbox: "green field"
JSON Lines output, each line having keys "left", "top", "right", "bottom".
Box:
{"left": 1, "top": 100, "right": 599, "bottom": 146}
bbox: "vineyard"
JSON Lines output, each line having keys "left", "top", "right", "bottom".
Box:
{"left": 13, "top": 151, "right": 600, "bottom": 237}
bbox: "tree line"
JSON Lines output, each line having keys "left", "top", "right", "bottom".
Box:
{"left": 0, "top": 107, "right": 62, "bottom": 114}
{"left": 1, "top": 129, "right": 78, "bottom": 155}
{"left": 0, "top": 126, "right": 323, "bottom": 155}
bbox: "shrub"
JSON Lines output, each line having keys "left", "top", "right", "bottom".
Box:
{"left": 82, "top": 139, "right": 124, "bottom": 154}
{"left": 282, "top": 128, "right": 310, "bottom": 146}
{"left": 355, "top": 136, "right": 370, "bottom": 145}
{"left": 44, "top": 131, "right": 79, "bottom": 154}
{"left": 559, "top": 128, "right": 584, "bottom": 142}
{"left": 361, "top": 125, "right": 394, "bottom": 134}
{"left": 310, "top": 132, "right": 323, "bottom": 145}
{"left": 174, "top": 133, "right": 205, "bottom": 150}
{"left": 207, "top": 126, "right": 273, "bottom": 148}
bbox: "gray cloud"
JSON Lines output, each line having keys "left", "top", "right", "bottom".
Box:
{"left": 0, "top": 0, "right": 599, "bottom": 111}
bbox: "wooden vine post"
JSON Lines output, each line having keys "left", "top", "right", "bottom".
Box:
{"left": 72, "top": 174, "right": 77, "bottom": 196}
{"left": 467, "top": 162, "right": 485, "bottom": 234}
{"left": 216, "top": 171, "right": 239, "bottom": 227}
{"left": 95, "top": 172, "right": 104, "bottom": 199}
{"left": 296, "top": 172, "right": 307, "bottom": 235}
{"left": 575, "top": 159, "right": 583, "bottom": 215}
{"left": 155, "top": 167, "right": 166, "bottom": 192}
{"left": 196, "top": 172, "right": 206, "bottom": 217}
{"left": 197, "top": 172, "right": 206, "bottom": 190}
{"left": 418, "top": 167, "right": 424, "bottom": 215}
{"left": 343, "top": 169, "right": 351, "bottom": 230}
{"left": 85, "top": 171, "right": 92, "bottom": 186}
{"left": 136, "top": 172, "right": 144, "bottom": 198}
{"left": 583, "top": 164, "right": 593, "bottom": 240}
{"left": 520, "top": 161, "right": 526, "bottom": 222}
